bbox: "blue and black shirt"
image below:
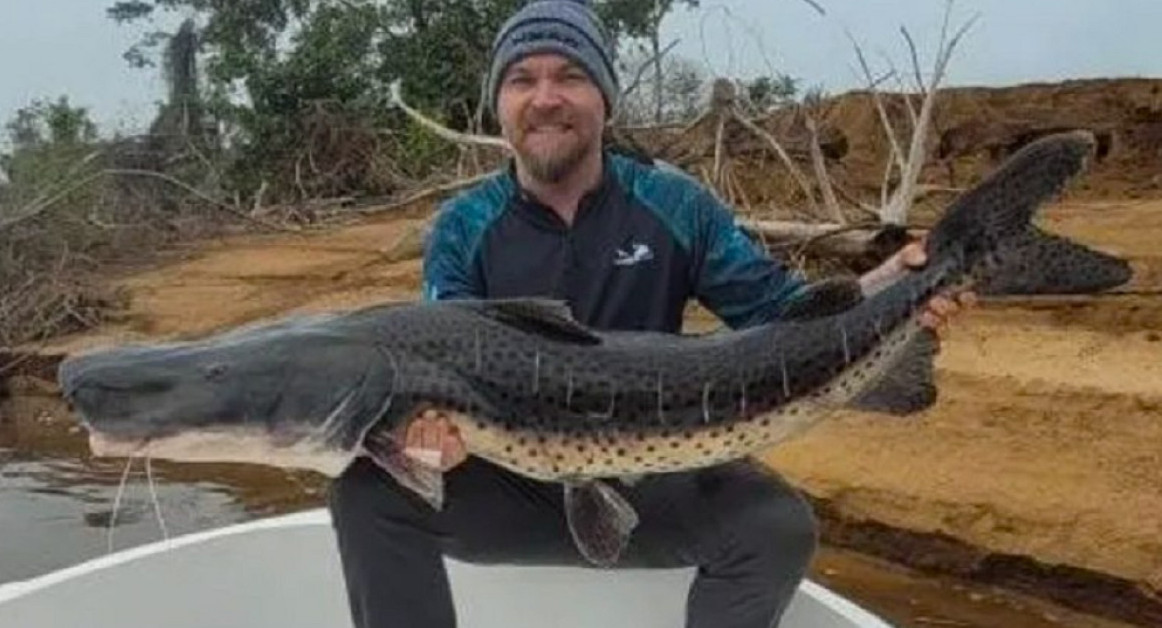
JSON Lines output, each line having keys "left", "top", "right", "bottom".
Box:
{"left": 421, "top": 152, "right": 806, "bottom": 333}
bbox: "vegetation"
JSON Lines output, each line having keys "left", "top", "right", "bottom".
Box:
{"left": 3, "top": 0, "right": 794, "bottom": 349}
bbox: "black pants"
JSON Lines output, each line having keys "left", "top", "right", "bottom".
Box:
{"left": 328, "top": 455, "right": 817, "bottom": 628}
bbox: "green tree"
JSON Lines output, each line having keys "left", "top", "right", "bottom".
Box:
{"left": 4, "top": 96, "right": 98, "bottom": 150}
{"left": 746, "top": 73, "right": 799, "bottom": 111}
{"left": 1, "top": 97, "right": 102, "bottom": 215}
{"left": 105, "top": 0, "right": 702, "bottom": 198}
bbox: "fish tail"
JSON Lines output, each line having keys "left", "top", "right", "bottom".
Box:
{"left": 846, "top": 132, "right": 1131, "bottom": 416}
{"left": 927, "top": 130, "right": 1132, "bottom": 295}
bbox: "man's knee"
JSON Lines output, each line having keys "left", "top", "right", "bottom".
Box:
{"left": 744, "top": 483, "right": 818, "bottom": 567}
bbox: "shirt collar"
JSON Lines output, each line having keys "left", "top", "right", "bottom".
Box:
{"left": 505, "top": 152, "right": 615, "bottom": 230}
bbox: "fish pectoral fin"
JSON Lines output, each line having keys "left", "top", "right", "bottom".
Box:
{"left": 462, "top": 298, "right": 602, "bottom": 345}
{"left": 564, "top": 480, "right": 640, "bottom": 567}
{"left": 363, "top": 431, "right": 445, "bottom": 511}
{"left": 617, "top": 474, "right": 644, "bottom": 486}
{"left": 848, "top": 328, "right": 938, "bottom": 415}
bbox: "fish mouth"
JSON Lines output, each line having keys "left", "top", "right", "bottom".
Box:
{"left": 85, "top": 425, "right": 355, "bottom": 477}
{"left": 88, "top": 432, "right": 149, "bottom": 458}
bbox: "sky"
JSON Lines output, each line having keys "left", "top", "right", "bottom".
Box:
{"left": 1, "top": 0, "right": 1161, "bottom": 138}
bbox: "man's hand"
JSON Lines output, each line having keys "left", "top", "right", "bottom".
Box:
{"left": 861, "top": 239, "right": 978, "bottom": 338}
{"left": 900, "top": 241, "right": 977, "bottom": 335}
{"left": 399, "top": 408, "right": 469, "bottom": 471}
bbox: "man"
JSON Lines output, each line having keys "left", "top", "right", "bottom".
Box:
{"left": 328, "top": 1, "right": 970, "bottom": 626}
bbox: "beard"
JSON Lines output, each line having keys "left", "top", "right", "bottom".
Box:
{"left": 511, "top": 112, "right": 599, "bottom": 184}
{"left": 520, "top": 139, "right": 589, "bottom": 183}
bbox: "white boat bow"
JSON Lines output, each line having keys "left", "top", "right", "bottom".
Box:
{"left": 0, "top": 508, "right": 894, "bottom": 627}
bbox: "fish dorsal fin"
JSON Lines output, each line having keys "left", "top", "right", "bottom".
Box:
{"left": 849, "top": 328, "right": 939, "bottom": 415}
{"left": 465, "top": 298, "right": 602, "bottom": 345}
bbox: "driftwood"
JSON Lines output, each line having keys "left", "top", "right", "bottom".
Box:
{"left": 804, "top": 116, "right": 843, "bottom": 223}
{"left": 388, "top": 81, "right": 511, "bottom": 151}
{"left": 351, "top": 172, "right": 493, "bottom": 217}
{"left": 741, "top": 219, "right": 923, "bottom": 258}
{"left": 0, "top": 167, "right": 294, "bottom": 234}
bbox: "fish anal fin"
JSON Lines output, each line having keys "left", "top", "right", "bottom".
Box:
{"left": 849, "top": 329, "right": 938, "bottom": 415}
{"left": 363, "top": 428, "right": 445, "bottom": 510}
{"left": 564, "top": 480, "right": 640, "bottom": 567}
{"left": 462, "top": 298, "right": 601, "bottom": 345}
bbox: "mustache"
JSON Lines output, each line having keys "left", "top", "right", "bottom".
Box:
{"left": 519, "top": 108, "right": 575, "bottom": 131}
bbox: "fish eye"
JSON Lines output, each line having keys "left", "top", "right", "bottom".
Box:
{"left": 204, "top": 364, "right": 228, "bottom": 381}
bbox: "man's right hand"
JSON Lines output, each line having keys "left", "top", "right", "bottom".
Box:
{"left": 400, "top": 408, "right": 469, "bottom": 472}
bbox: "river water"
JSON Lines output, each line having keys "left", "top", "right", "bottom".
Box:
{"left": 0, "top": 388, "right": 1134, "bottom": 628}
{"left": 0, "top": 389, "right": 325, "bottom": 586}
{"left": 0, "top": 452, "right": 245, "bottom": 584}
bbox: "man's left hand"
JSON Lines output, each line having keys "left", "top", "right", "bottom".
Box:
{"left": 862, "top": 240, "right": 978, "bottom": 339}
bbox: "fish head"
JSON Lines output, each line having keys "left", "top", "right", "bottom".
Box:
{"left": 58, "top": 319, "right": 398, "bottom": 475}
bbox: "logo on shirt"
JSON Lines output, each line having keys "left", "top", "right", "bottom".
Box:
{"left": 613, "top": 242, "right": 654, "bottom": 267}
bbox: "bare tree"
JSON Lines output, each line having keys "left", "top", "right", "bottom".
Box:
{"left": 744, "top": 1, "right": 979, "bottom": 252}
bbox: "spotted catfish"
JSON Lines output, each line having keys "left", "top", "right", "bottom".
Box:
{"left": 58, "top": 132, "right": 1131, "bottom": 566}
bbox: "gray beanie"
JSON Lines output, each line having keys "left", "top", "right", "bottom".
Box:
{"left": 484, "top": 0, "right": 620, "bottom": 118}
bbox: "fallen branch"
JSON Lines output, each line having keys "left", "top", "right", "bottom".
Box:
{"left": 354, "top": 172, "right": 493, "bottom": 216}
{"left": 0, "top": 168, "right": 293, "bottom": 234}
{"left": 739, "top": 218, "right": 927, "bottom": 259}
{"left": 741, "top": 219, "right": 849, "bottom": 241}
{"left": 107, "top": 169, "right": 295, "bottom": 232}
{"left": 731, "top": 112, "right": 820, "bottom": 215}
{"left": 389, "top": 81, "right": 511, "bottom": 151}
{"left": 805, "top": 115, "right": 844, "bottom": 223}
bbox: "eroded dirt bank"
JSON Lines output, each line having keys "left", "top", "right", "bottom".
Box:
{"left": 765, "top": 198, "right": 1162, "bottom": 624}
{"left": 9, "top": 192, "right": 1158, "bottom": 626}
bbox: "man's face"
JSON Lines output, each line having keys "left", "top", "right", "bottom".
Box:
{"left": 496, "top": 54, "right": 607, "bottom": 183}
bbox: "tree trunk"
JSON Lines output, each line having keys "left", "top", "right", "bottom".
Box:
{"left": 406, "top": 0, "right": 427, "bottom": 30}
{"left": 651, "top": 30, "right": 664, "bottom": 124}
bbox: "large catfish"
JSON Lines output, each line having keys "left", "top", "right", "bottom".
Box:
{"left": 58, "top": 132, "right": 1132, "bottom": 565}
